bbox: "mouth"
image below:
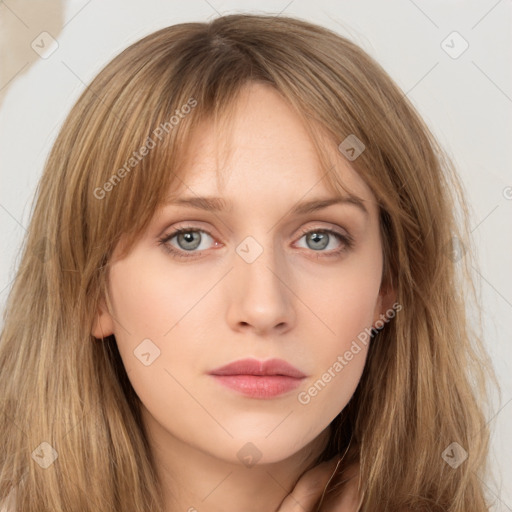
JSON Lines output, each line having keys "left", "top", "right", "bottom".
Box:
{"left": 208, "top": 358, "right": 306, "bottom": 399}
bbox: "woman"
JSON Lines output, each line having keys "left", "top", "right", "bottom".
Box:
{"left": 0, "top": 13, "right": 496, "bottom": 511}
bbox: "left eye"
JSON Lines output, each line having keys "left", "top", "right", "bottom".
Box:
{"left": 295, "top": 228, "right": 348, "bottom": 252}
{"left": 158, "top": 226, "right": 353, "bottom": 259}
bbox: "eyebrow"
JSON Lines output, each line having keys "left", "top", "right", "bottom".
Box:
{"left": 164, "top": 195, "right": 369, "bottom": 216}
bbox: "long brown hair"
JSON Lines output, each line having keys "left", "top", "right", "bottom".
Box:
{"left": 0, "top": 13, "right": 498, "bottom": 511}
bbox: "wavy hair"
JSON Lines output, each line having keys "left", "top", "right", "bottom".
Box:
{"left": 0, "top": 13, "right": 498, "bottom": 511}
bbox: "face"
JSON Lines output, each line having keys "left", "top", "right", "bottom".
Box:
{"left": 93, "top": 82, "right": 394, "bottom": 466}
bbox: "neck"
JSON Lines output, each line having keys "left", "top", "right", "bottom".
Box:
{"left": 140, "top": 407, "right": 332, "bottom": 512}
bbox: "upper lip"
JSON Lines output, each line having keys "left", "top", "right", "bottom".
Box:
{"left": 209, "top": 358, "right": 306, "bottom": 378}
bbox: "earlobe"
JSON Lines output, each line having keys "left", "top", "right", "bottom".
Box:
{"left": 91, "top": 301, "right": 115, "bottom": 339}
{"left": 381, "top": 285, "right": 397, "bottom": 315}
{"left": 372, "top": 285, "right": 398, "bottom": 329}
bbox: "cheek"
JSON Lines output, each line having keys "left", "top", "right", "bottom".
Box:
{"left": 301, "top": 245, "right": 382, "bottom": 349}
{"left": 295, "top": 247, "right": 381, "bottom": 404}
{"left": 105, "top": 251, "right": 213, "bottom": 395}
{"left": 107, "top": 251, "right": 211, "bottom": 339}
{"left": 105, "top": 254, "right": 210, "bottom": 426}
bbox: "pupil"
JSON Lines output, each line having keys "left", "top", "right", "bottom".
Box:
{"left": 309, "top": 232, "right": 327, "bottom": 250}
{"left": 180, "top": 231, "right": 200, "bottom": 250}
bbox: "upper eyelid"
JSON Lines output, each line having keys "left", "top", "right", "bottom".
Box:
{"left": 158, "top": 223, "right": 354, "bottom": 261}
{"left": 160, "top": 224, "right": 352, "bottom": 254}
{"left": 163, "top": 222, "right": 350, "bottom": 241}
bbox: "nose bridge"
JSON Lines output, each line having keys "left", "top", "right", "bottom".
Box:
{"left": 235, "top": 232, "right": 285, "bottom": 292}
{"left": 228, "top": 231, "right": 294, "bottom": 331}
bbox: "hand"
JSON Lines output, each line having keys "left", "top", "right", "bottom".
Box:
{"left": 276, "top": 456, "right": 343, "bottom": 512}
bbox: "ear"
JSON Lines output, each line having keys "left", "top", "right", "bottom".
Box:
{"left": 372, "top": 282, "right": 398, "bottom": 329}
{"left": 91, "top": 298, "right": 115, "bottom": 339}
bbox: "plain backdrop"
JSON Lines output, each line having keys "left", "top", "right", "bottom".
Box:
{"left": 0, "top": 0, "right": 511, "bottom": 509}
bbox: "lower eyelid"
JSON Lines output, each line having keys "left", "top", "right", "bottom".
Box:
{"left": 294, "top": 231, "right": 353, "bottom": 254}
{"left": 161, "top": 228, "right": 215, "bottom": 251}
{"left": 159, "top": 227, "right": 353, "bottom": 257}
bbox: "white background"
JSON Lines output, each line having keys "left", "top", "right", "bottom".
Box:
{"left": 0, "top": 0, "right": 510, "bottom": 508}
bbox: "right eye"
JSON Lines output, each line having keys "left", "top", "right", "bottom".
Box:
{"left": 158, "top": 226, "right": 219, "bottom": 259}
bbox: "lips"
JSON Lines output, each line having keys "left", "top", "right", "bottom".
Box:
{"left": 209, "top": 358, "right": 306, "bottom": 378}
{"left": 208, "top": 358, "right": 306, "bottom": 399}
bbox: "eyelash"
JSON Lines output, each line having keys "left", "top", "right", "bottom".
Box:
{"left": 157, "top": 224, "right": 354, "bottom": 261}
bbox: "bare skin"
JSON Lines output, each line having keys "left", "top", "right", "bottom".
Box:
{"left": 93, "top": 81, "right": 394, "bottom": 511}
{"left": 278, "top": 459, "right": 360, "bottom": 511}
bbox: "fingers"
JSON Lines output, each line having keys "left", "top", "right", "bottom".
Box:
{"left": 276, "top": 457, "right": 341, "bottom": 512}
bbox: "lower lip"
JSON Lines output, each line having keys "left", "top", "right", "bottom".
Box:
{"left": 210, "top": 375, "right": 304, "bottom": 398}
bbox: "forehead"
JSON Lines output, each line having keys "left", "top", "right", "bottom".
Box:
{"left": 112, "top": 83, "right": 380, "bottom": 261}
{"left": 170, "top": 82, "right": 375, "bottom": 205}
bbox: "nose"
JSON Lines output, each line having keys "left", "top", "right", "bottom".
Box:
{"left": 225, "top": 236, "right": 296, "bottom": 336}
